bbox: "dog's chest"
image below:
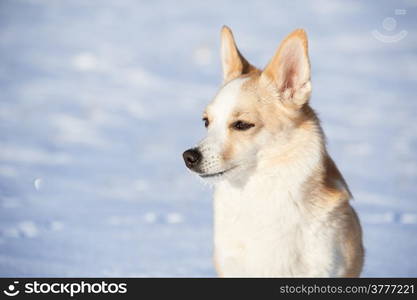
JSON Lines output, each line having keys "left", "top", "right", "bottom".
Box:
{"left": 213, "top": 179, "right": 340, "bottom": 277}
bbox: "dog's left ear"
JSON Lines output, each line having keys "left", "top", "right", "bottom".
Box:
{"left": 260, "top": 29, "right": 312, "bottom": 107}
{"left": 220, "top": 26, "right": 256, "bottom": 83}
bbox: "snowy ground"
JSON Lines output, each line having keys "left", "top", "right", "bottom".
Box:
{"left": 0, "top": 0, "right": 416, "bottom": 277}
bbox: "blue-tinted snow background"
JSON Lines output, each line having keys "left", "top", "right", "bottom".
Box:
{"left": 0, "top": 0, "right": 416, "bottom": 277}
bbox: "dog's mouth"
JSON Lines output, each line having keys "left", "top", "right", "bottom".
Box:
{"left": 199, "top": 166, "right": 236, "bottom": 178}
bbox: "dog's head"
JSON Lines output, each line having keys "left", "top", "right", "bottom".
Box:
{"left": 183, "top": 26, "right": 317, "bottom": 182}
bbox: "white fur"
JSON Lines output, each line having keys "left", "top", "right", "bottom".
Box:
{"left": 213, "top": 150, "right": 346, "bottom": 277}
{"left": 197, "top": 78, "right": 249, "bottom": 174}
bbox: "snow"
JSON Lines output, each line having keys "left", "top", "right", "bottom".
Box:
{"left": 0, "top": 0, "right": 416, "bottom": 277}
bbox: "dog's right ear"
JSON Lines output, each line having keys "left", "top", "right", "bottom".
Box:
{"left": 220, "top": 26, "right": 256, "bottom": 83}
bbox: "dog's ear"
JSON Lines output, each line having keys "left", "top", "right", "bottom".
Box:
{"left": 260, "top": 29, "right": 312, "bottom": 107}
{"left": 220, "top": 26, "right": 256, "bottom": 83}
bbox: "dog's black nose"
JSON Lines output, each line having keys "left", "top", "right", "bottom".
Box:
{"left": 183, "top": 148, "right": 202, "bottom": 169}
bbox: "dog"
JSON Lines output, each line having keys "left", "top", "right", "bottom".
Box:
{"left": 182, "top": 26, "right": 364, "bottom": 277}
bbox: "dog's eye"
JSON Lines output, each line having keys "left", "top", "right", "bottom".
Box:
{"left": 232, "top": 120, "right": 255, "bottom": 131}
{"left": 202, "top": 117, "right": 209, "bottom": 128}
